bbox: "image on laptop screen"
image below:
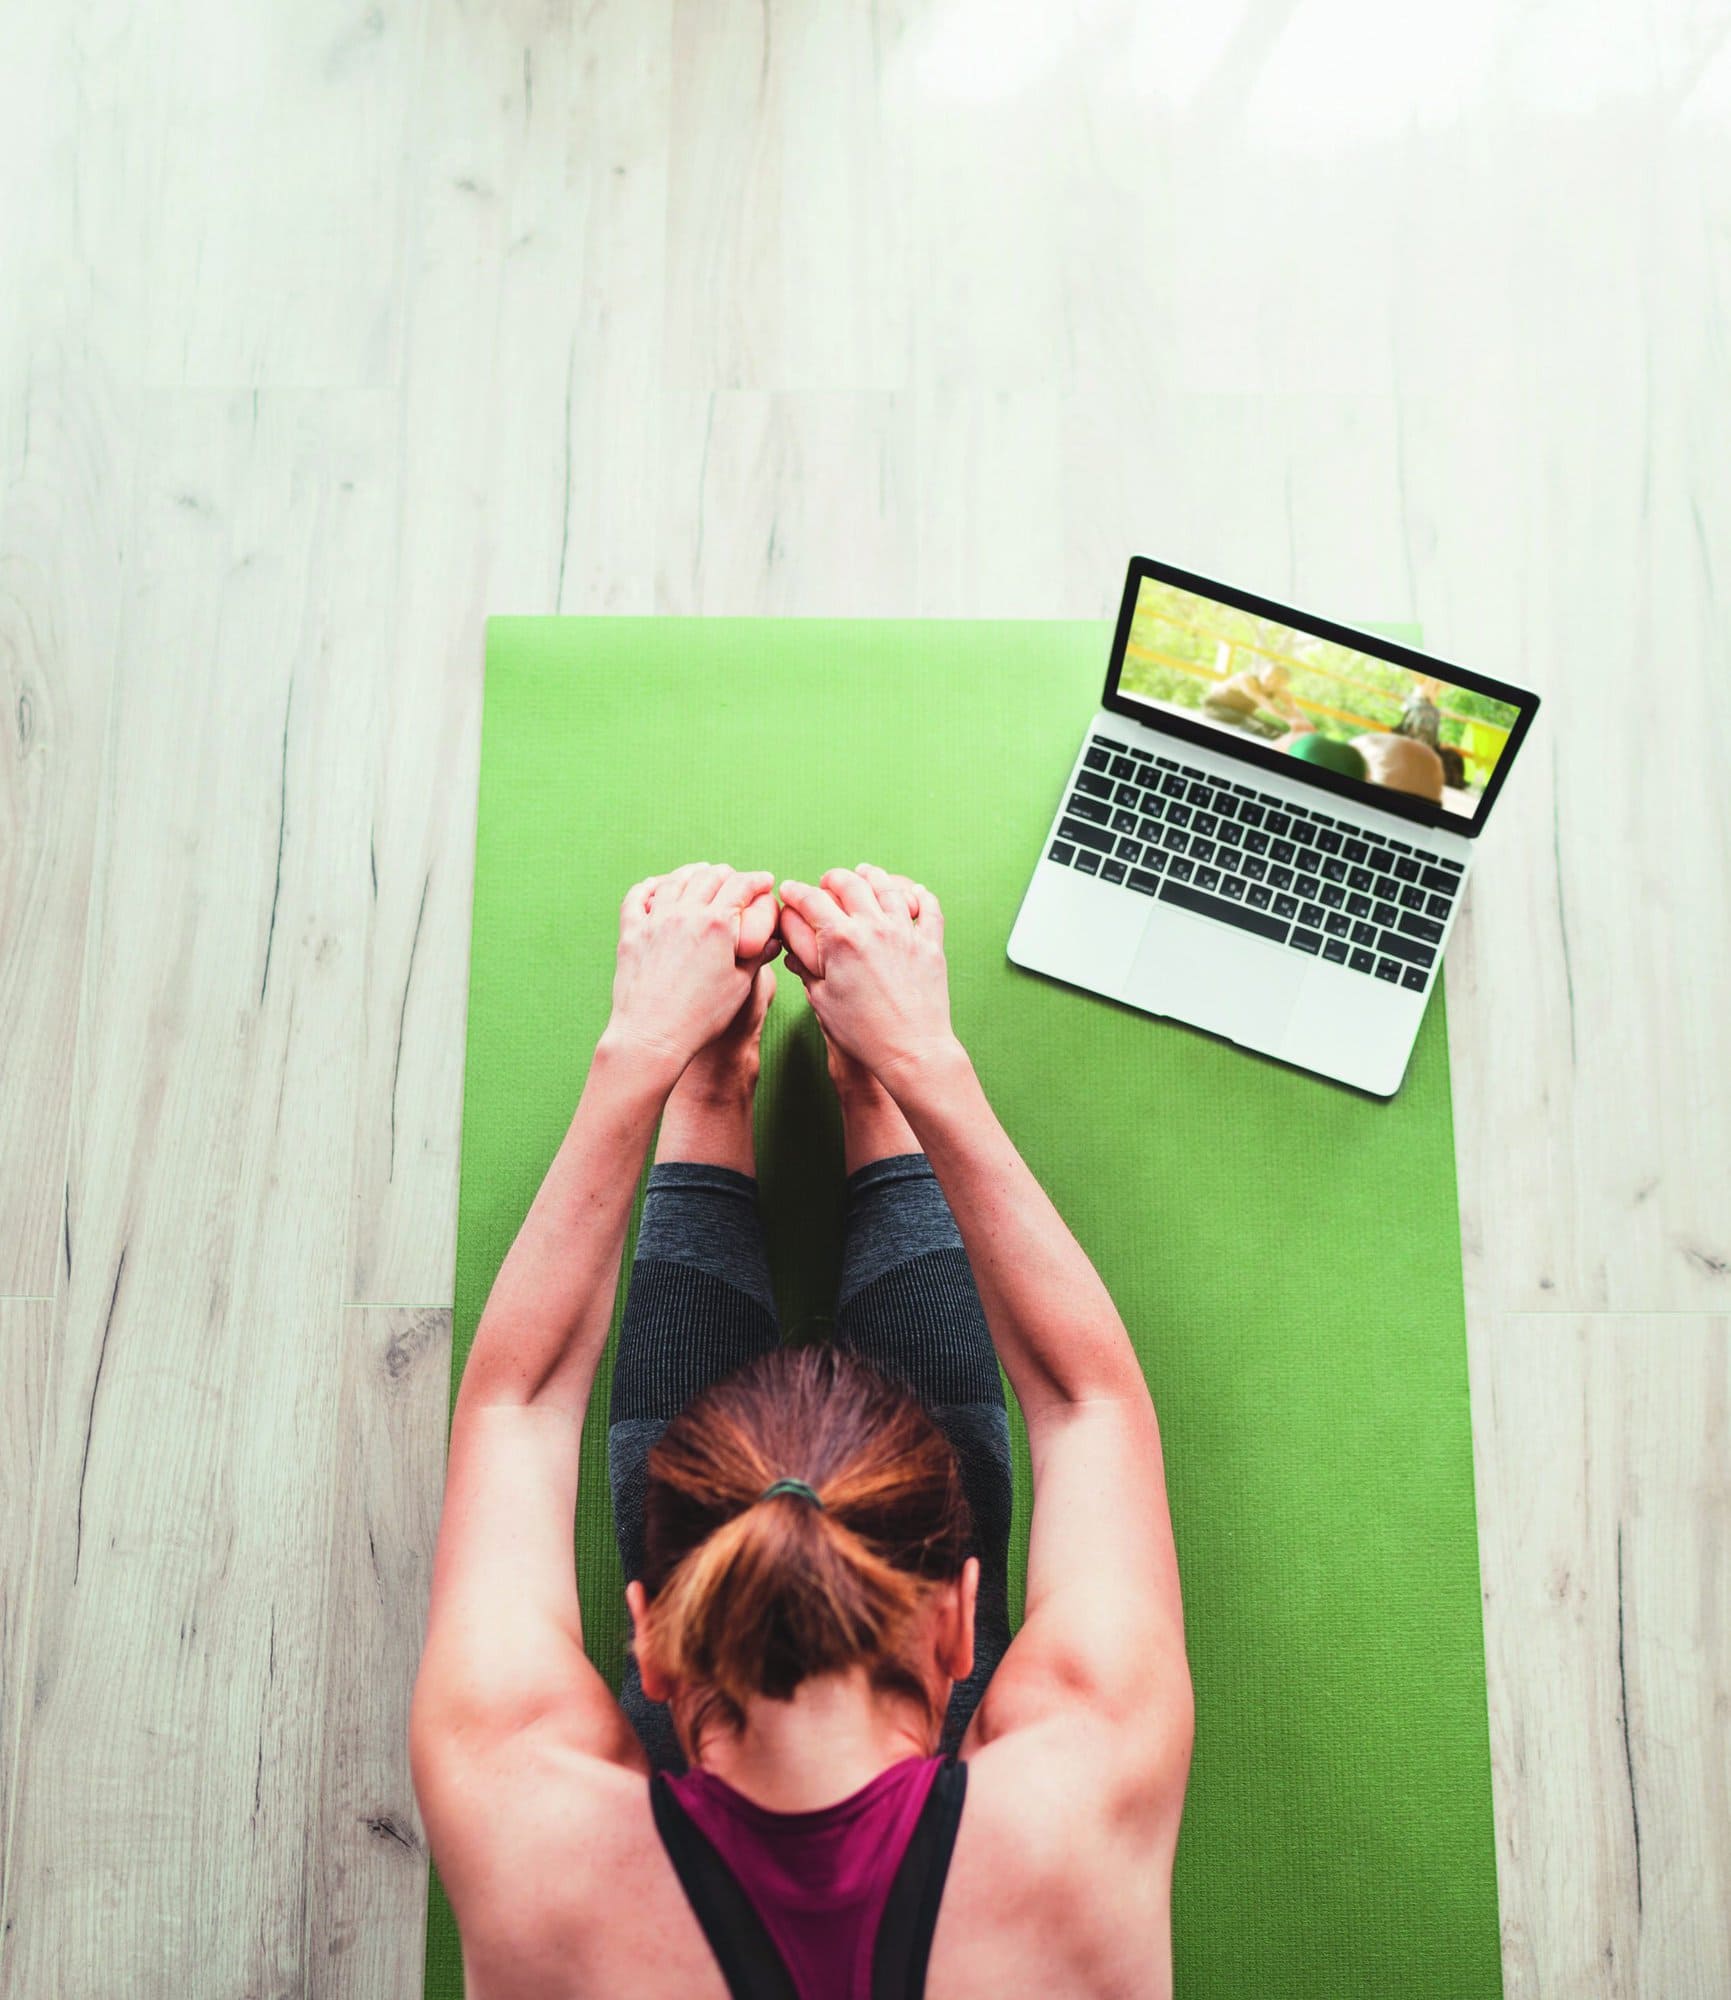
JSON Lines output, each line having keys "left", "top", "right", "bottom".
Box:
{"left": 1117, "top": 575, "right": 1521, "bottom": 824}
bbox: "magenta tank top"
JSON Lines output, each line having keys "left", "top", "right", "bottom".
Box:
{"left": 655, "top": 1753, "right": 963, "bottom": 2000}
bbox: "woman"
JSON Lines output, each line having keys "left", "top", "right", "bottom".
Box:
{"left": 411, "top": 862, "right": 1193, "bottom": 1998}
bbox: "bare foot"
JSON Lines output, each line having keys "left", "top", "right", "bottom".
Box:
{"left": 822, "top": 1028, "right": 920, "bottom": 1176}
{"left": 655, "top": 966, "right": 776, "bottom": 1173}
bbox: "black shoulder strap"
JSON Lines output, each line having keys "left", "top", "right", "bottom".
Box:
{"left": 872, "top": 1758, "right": 968, "bottom": 2000}
{"left": 650, "top": 1778, "right": 801, "bottom": 2000}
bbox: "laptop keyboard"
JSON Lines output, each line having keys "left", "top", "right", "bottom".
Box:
{"left": 1048, "top": 734, "right": 1463, "bottom": 992}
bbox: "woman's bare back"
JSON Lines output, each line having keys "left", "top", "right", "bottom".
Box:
{"left": 444, "top": 1717, "right": 1184, "bottom": 2000}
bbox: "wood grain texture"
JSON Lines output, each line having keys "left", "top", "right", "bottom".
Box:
{"left": 0, "top": 393, "right": 389, "bottom": 1999}
{"left": 306, "top": 1308, "right": 449, "bottom": 2000}
{"left": 0, "top": 0, "right": 1727, "bottom": 1993}
{"left": 0, "top": 1301, "right": 55, "bottom": 1934}
{"left": 1471, "top": 1315, "right": 1731, "bottom": 1998}
{"left": 0, "top": 5, "right": 128, "bottom": 1298}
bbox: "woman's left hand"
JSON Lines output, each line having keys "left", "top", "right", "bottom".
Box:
{"left": 603, "top": 864, "right": 780, "bottom": 1081}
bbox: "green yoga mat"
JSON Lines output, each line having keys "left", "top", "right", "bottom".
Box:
{"left": 426, "top": 617, "right": 1502, "bottom": 1999}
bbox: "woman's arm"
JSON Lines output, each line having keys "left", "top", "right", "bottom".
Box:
{"left": 413, "top": 866, "right": 778, "bottom": 1792}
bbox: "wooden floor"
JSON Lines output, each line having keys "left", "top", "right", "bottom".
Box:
{"left": 3, "top": 3, "right": 1728, "bottom": 1994}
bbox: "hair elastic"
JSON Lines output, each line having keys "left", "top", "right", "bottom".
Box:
{"left": 758, "top": 1477, "right": 824, "bottom": 1510}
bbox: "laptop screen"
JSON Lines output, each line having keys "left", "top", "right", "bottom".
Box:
{"left": 1107, "top": 565, "right": 1535, "bottom": 834}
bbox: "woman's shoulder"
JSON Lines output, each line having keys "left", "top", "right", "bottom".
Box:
{"left": 926, "top": 1731, "right": 1181, "bottom": 1997}
{"left": 436, "top": 1737, "right": 731, "bottom": 2000}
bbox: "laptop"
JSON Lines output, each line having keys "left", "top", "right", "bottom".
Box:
{"left": 1008, "top": 556, "right": 1539, "bottom": 1097}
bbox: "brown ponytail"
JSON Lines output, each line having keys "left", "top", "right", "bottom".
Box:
{"left": 635, "top": 1345, "right": 973, "bottom": 1750}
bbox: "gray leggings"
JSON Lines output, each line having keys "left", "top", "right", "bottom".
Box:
{"left": 608, "top": 1153, "right": 1014, "bottom": 1772}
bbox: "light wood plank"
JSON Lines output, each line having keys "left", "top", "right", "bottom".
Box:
{"left": 306, "top": 1308, "right": 449, "bottom": 2000}
{"left": 121, "top": 0, "right": 415, "bottom": 390}
{"left": 0, "top": 391, "right": 389, "bottom": 1999}
{"left": 656, "top": 390, "right": 919, "bottom": 614}
{"left": 1471, "top": 1314, "right": 1731, "bottom": 1998}
{"left": 664, "top": 0, "right": 907, "bottom": 393}
{"left": 0, "top": 9, "right": 128, "bottom": 1297}
{"left": 0, "top": 1301, "right": 55, "bottom": 1935}
{"left": 344, "top": 0, "right": 674, "bottom": 1307}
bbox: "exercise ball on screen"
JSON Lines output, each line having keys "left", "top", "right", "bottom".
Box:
{"left": 1286, "top": 733, "right": 1367, "bottom": 781}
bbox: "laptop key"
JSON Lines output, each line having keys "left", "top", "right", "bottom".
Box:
{"left": 1351, "top": 920, "right": 1379, "bottom": 947}
{"left": 1347, "top": 892, "right": 1372, "bottom": 918}
{"left": 1295, "top": 872, "right": 1320, "bottom": 899}
{"left": 1169, "top": 856, "right": 1195, "bottom": 883}
{"left": 1247, "top": 882, "right": 1273, "bottom": 910}
{"left": 1102, "top": 859, "right": 1128, "bottom": 884}
{"left": 1241, "top": 854, "right": 1268, "bottom": 882}
{"left": 1221, "top": 874, "right": 1247, "bottom": 901}
{"left": 1138, "top": 815, "right": 1164, "bottom": 842}
{"left": 1127, "top": 868, "right": 1161, "bottom": 895}
{"left": 1323, "top": 937, "right": 1349, "bottom": 963}
{"left": 1419, "top": 864, "right": 1457, "bottom": 892}
{"left": 1370, "top": 847, "right": 1397, "bottom": 874}
{"left": 1110, "top": 755, "right": 1139, "bottom": 781}
{"left": 1343, "top": 837, "right": 1369, "bottom": 863}
{"left": 1348, "top": 865, "right": 1375, "bottom": 892}
{"left": 1161, "top": 772, "right": 1188, "bottom": 799}
{"left": 1393, "top": 854, "right": 1420, "bottom": 882}
{"left": 1397, "top": 911, "right": 1444, "bottom": 945}
{"left": 1320, "top": 855, "right": 1348, "bottom": 882}
{"left": 1375, "top": 958, "right": 1402, "bottom": 983}
{"left": 1271, "top": 838, "right": 1296, "bottom": 865}
{"left": 1399, "top": 882, "right": 1426, "bottom": 911}
{"left": 1058, "top": 816, "right": 1115, "bottom": 853}
{"left": 1379, "top": 930, "right": 1437, "bottom": 967}
{"left": 1273, "top": 892, "right": 1300, "bottom": 919}
{"left": 1238, "top": 801, "right": 1266, "bottom": 829}
{"left": 1194, "top": 865, "right": 1222, "bottom": 892}
{"left": 1293, "top": 927, "right": 1322, "bottom": 954}
{"left": 1112, "top": 809, "right": 1139, "bottom": 834}
{"left": 1349, "top": 947, "right": 1376, "bottom": 973}
{"left": 1097, "top": 737, "right": 1130, "bottom": 754}
{"left": 1083, "top": 745, "right": 1111, "bottom": 772}
{"left": 1161, "top": 878, "right": 1289, "bottom": 944}
{"left": 1244, "top": 828, "right": 1271, "bottom": 855}
{"left": 1401, "top": 965, "right": 1428, "bottom": 991}
{"left": 1117, "top": 837, "right": 1144, "bottom": 865}
{"left": 1193, "top": 811, "right": 1218, "bottom": 838}
{"left": 1189, "top": 837, "right": 1215, "bottom": 865}
{"left": 1067, "top": 793, "right": 1110, "bottom": 824}
{"left": 1074, "top": 769, "right": 1113, "bottom": 798}
{"left": 1187, "top": 781, "right": 1213, "bottom": 807}
{"left": 1163, "top": 827, "right": 1191, "bottom": 856}
{"left": 1165, "top": 803, "right": 1193, "bottom": 829}
{"left": 1372, "top": 900, "right": 1398, "bottom": 928}
{"left": 1426, "top": 891, "right": 1453, "bottom": 919}
{"left": 1268, "top": 864, "right": 1294, "bottom": 891}
{"left": 1217, "top": 821, "right": 1244, "bottom": 848}
{"left": 1049, "top": 841, "right": 1076, "bottom": 866}
{"left": 1265, "top": 811, "right": 1292, "bottom": 837}
{"left": 1314, "top": 827, "right": 1344, "bottom": 855}
{"left": 1324, "top": 911, "right": 1351, "bottom": 937}
{"left": 1115, "top": 782, "right": 1142, "bottom": 807}
{"left": 1300, "top": 901, "right": 1325, "bottom": 927}
{"left": 1319, "top": 882, "right": 1345, "bottom": 908}
{"left": 1075, "top": 849, "right": 1101, "bottom": 875}
{"left": 1211, "top": 792, "right": 1239, "bottom": 821}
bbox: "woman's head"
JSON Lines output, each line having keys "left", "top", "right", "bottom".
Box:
{"left": 626, "top": 1346, "right": 976, "bottom": 1756}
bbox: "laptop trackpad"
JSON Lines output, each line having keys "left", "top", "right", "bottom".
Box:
{"left": 1126, "top": 903, "right": 1307, "bottom": 1047}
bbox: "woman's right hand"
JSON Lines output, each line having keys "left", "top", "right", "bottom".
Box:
{"left": 777, "top": 866, "right": 957, "bottom": 1087}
